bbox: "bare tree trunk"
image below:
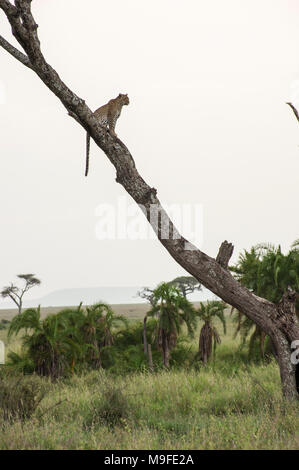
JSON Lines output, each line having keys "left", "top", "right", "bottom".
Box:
{"left": 274, "top": 330, "right": 298, "bottom": 399}
{"left": 0, "top": 1, "right": 298, "bottom": 399}
{"left": 147, "top": 344, "right": 154, "bottom": 372}
{"left": 199, "top": 322, "right": 213, "bottom": 365}
{"left": 260, "top": 330, "right": 266, "bottom": 358}
{"left": 163, "top": 345, "right": 170, "bottom": 369}
{"left": 272, "top": 289, "right": 299, "bottom": 399}
{"left": 162, "top": 332, "right": 170, "bottom": 368}
{"left": 143, "top": 316, "right": 148, "bottom": 356}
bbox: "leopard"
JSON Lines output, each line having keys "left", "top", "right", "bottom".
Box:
{"left": 85, "top": 93, "right": 129, "bottom": 176}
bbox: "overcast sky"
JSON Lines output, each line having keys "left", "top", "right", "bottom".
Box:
{"left": 0, "top": 0, "right": 298, "bottom": 302}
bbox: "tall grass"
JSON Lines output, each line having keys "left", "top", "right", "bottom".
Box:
{"left": 0, "top": 365, "right": 298, "bottom": 450}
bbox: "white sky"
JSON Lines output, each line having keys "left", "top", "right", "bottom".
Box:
{"left": 0, "top": 0, "right": 298, "bottom": 301}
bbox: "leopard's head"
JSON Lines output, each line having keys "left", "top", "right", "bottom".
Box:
{"left": 118, "top": 93, "right": 129, "bottom": 105}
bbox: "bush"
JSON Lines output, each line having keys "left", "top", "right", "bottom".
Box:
{"left": 84, "top": 384, "right": 130, "bottom": 429}
{"left": 169, "top": 337, "right": 195, "bottom": 368}
{"left": 114, "top": 318, "right": 157, "bottom": 349}
{"left": 0, "top": 373, "right": 47, "bottom": 424}
{"left": 6, "top": 350, "right": 35, "bottom": 374}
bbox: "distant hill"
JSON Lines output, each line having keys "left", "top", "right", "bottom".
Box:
{"left": 0, "top": 302, "right": 151, "bottom": 322}
{"left": 0, "top": 285, "right": 213, "bottom": 311}
{"left": 0, "top": 286, "right": 144, "bottom": 310}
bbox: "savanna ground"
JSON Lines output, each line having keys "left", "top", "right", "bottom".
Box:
{"left": 0, "top": 304, "right": 298, "bottom": 450}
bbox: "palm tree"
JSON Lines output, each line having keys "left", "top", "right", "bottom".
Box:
{"left": 196, "top": 300, "right": 226, "bottom": 364}
{"left": 8, "top": 303, "right": 128, "bottom": 376}
{"left": 85, "top": 303, "right": 128, "bottom": 345}
{"left": 232, "top": 242, "right": 299, "bottom": 304}
{"left": 8, "top": 306, "right": 80, "bottom": 379}
{"left": 230, "top": 241, "right": 299, "bottom": 357}
{"left": 56, "top": 303, "right": 95, "bottom": 367}
{"left": 57, "top": 302, "right": 128, "bottom": 368}
{"left": 82, "top": 303, "right": 128, "bottom": 366}
{"left": 147, "top": 283, "right": 196, "bottom": 368}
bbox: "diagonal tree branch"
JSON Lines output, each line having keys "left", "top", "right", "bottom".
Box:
{"left": 0, "top": 0, "right": 18, "bottom": 16}
{"left": 286, "top": 102, "right": 299, "bottom": 124}
{"left": 0, "top": 34, "right": 33, "bottom": 69}
{"left": 0, "top": 0, "right": 296, "bottom": 333}
{"left": 1, "top": 0, "right": 298, "bottom": 399}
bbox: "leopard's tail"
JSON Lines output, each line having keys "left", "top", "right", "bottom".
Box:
{"left": 85, "top": 132, "right": 90, "bottom": 176}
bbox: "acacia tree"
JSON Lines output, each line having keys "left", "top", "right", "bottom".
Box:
{"left": 0, "top": 1, "right": 298, "bottom": 399}
{"left": 169, "top": 276, "right": 201, "bottom": 298}
{"left": 137, "top": 287, "right": 155, "bottom": 306}
{"left": 1, "top": 274, "right": 41, "bottom": 314}
{"left": 138, "top": 277, "right": 201, "bottom": 304}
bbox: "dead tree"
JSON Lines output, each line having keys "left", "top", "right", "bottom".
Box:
{"left": 0, "top": 0, "right": 298, "bottom": 399}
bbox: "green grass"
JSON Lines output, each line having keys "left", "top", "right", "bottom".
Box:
{"left": 0, "top": 364, "right": 298, "bottom": 450}
{"left": 0, "top": 310, "right": 298, "bottom": 450}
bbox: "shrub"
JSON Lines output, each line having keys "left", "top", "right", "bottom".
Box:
{"left": 84, "top": 384, "right": 130, "bottom": 429}
{"left": 6, "top": 350, "right": 35, "bottom": 374}
{"left": 0, "top": 373, "right": 47, "bottom": 424}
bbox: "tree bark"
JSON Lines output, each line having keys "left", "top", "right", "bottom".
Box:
{"left": 216, "top": 240, "right": 234, "bottom": 269}
{"left": 163, "top": 344, "right": 170, "bottom": 369}
{"left": 199, "top": 322, "right": 213, "bottom": 365}
{"left": 161, "top": 331, "right": 170, "bottom": 368}
{"left": 143, "top": 316, "right": 148, "bottom": 356}
{"left": 147, "top": 344, "right": 154, "bottom": 372}
{"left": 0, "top": 1, "right": 298, "bottom": 399}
